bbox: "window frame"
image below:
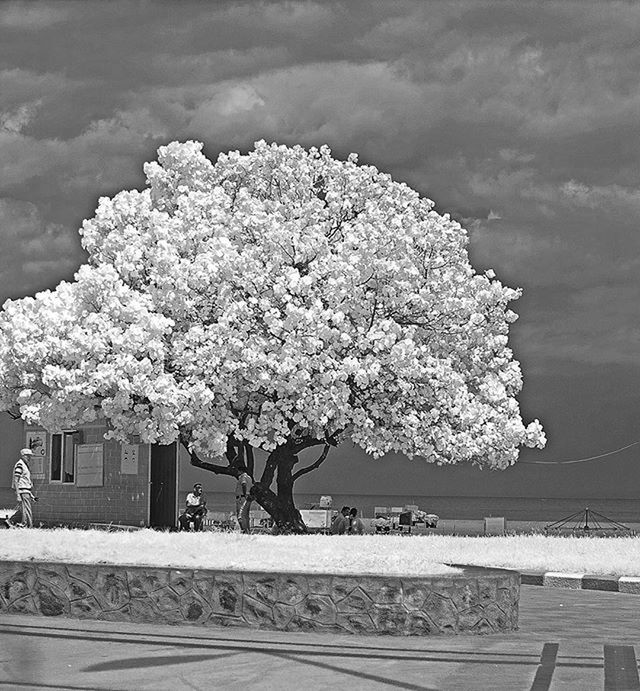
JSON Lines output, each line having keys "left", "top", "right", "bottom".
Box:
{"left": 49, "top": 431, "right": 77, "bottom": 484}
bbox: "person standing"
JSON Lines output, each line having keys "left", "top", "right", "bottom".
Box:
{"left": 348, "top": 507, "right": 365, "bottom": 535}
{"left": 235, "top": 469, "right": 253, "bottom": 533}
{"left": 6, "top": 448, "right": 36, "bottom": 528}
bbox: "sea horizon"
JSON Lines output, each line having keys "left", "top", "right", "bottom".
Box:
{"left": 3, "top": 485, "right": 638, "bottom": 523}
{"left": 178, "top": 490, "right": 640, "bottom": 523}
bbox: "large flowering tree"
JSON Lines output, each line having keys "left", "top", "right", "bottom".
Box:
{"left": 0, "top": 141, "right": 545, "bottom": 531}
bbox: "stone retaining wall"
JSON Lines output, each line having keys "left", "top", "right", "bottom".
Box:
{"left": 0, "top": 560, "right": 519, "bottom": 636}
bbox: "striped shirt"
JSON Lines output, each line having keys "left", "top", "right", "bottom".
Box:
{"left": 12, "top": 458, "right": 32, "bottom": 492}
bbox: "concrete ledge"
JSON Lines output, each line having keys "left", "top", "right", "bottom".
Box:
{"left": 0, "top": 560, "right": 519, "bottom": 636}
{"left": 521, "top": 571, "right": 640, "bottom": 594}
{"left": 582, "top": 575, "right": 619, "bottom": 592}
{"left": 520, "top": 572, "right": 544, "bottom": 586}
{"left": 543, "top": 572, "right": 585, "bottom": 589}
{"left": 618, "top": 577, "right": 640, "bottom": 595}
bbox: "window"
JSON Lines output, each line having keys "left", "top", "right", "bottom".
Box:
{"left": 50, "top": 432, "right": 76, "bottom": 483}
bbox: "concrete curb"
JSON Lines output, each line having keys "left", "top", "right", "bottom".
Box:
{"left": 521, "top": 571, "right": 636, "bottom": 594}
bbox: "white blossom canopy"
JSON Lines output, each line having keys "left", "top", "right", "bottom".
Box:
{"left": 0, "top": 141, "right": 545, "bottom": 467}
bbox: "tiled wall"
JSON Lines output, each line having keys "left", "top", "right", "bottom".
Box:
{"left": 27, "top": 426, "right": 150, "bottom": 527}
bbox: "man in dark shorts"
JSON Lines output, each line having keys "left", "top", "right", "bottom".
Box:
{"left": 178, "top": 483, "right": 207, "bottom": 531}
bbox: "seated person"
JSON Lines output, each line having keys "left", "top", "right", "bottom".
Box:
{"left": 178, "top": 483, "right": 207, "bottom": 532}
{"left": 330, "top": 506, "right": 350, "bottom": 535}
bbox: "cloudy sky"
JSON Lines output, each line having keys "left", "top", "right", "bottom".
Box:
{"left": 1, "top": 0, "right": 639, "bottom": 498}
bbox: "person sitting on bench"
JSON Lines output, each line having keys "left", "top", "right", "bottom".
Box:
{"left": 178, "top": 483, "right": 207, "bottom": 531}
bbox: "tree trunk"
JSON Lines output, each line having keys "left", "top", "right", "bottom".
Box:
{"left": 251, "top": 445, "right": 307, "bottom": 533}
{"left": 181, "top": 434, "right": 329, "bottom": 534}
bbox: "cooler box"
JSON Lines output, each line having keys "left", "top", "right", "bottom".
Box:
{"left": 299, "top": 509, "right": 332, "bottom": 529}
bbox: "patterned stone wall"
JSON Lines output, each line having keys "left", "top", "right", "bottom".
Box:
{"left": 0, "top": 560, "right": 519, "bottom": 636}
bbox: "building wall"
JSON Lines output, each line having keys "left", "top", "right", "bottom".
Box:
{"left": 26, "top": 425, "right": 150, "bottom": 527}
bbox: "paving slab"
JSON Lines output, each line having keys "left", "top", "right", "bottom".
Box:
{"left": 1, "top": 585, "right": 640, "bottom": 690}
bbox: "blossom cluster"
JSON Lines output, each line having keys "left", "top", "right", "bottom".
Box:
{"left": 0, "top": 140, "right": 545, "bottom": 467}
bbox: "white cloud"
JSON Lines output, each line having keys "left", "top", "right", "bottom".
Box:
{"left": 561, "top": 180, "right": 640, "bottom": 212}
{"left": 0, "top": 68, "right": 73, "bottom": 105}
{"left": 499, "top": 149, "right": 535, "bottom": 164}
{"left": 0, "top": 105, "right": 170, "bottom": 196}
{"left": 0, "top": 99, "right": 41, "bottom": 133}
{"left": 469, "top": 222, "right": 563, "bottom": 283}
{"left": 153, "top": 46, "right": 291, "bottom": 85}
{"left": 0, "top": 3, "right": 70, "bottom": 29}
{"left": 468, "top": 167, "right": 537, "bottom": 202}
{"left": 223, "top": 1, "right": 334, "bottom": 34}
{"left": 180, "top": 60, "right": 441, "bottom": 163}
{"left": 0, "top": 198, "right": 81, "bottom": 301}
{"left": 207, "top": 85, "right": 265, "bottom": 118}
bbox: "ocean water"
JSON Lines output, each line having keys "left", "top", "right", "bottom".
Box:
{"left": 2, "top": 484, "right": 638, "bottom": 523}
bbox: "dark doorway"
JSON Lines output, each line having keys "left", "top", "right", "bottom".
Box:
{"left": 149, "top": 443, "right": 178, "bottom": 529}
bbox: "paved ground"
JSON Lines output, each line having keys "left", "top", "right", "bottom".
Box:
{"left": 1, "top": 585, "right": 640, "bottom": 690}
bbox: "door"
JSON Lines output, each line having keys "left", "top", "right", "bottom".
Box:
{"left": 149, "top": 443, "right": 178, "bottom": 529}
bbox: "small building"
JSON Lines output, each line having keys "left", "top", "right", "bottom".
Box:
{"left": 20, "top": 423, "right": 180, "bottom": 529}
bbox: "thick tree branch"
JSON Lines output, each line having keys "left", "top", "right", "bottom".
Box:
{"left": 291, "top": 437, "right": 326, "bottom": 453}
{"left": 189, "top": 455, "right": 238, "bottom": 477}
{"left": 260, "top": 449, "right": 279, "bottom": 486}
{"left": 226, "top": 436, "right": 243, "bottom": 467}
{"left": 244, "top": 441, "right": 254, "bottom": 478}
{"left": 291, "top": 444, "right": 331, "bottom": 482}
{"left": 291, "top": 428, "right": 343, "bottom": 454}
{"left": 179, "top": 433, "right": 239, "bottom": 478}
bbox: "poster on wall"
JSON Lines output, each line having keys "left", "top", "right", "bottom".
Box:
{"left": 120, "top": 444, "right": 139, "bottom": 474}
{"left": 25, "top": 431, "right": 46, "bottom": 478}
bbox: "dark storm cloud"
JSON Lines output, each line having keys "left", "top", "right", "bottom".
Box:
{"left": 0, "top": 198, "right": 81, "bottom": 300}
{"left": 1, "top": 0, "right": 639, "bottom": 481}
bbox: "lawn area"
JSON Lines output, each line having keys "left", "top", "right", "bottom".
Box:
{"left": 0, "top": 529, "right": 458, "bottom": 576}
{"left": 1, "top": 529, "right": 640, "bottom": 577}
